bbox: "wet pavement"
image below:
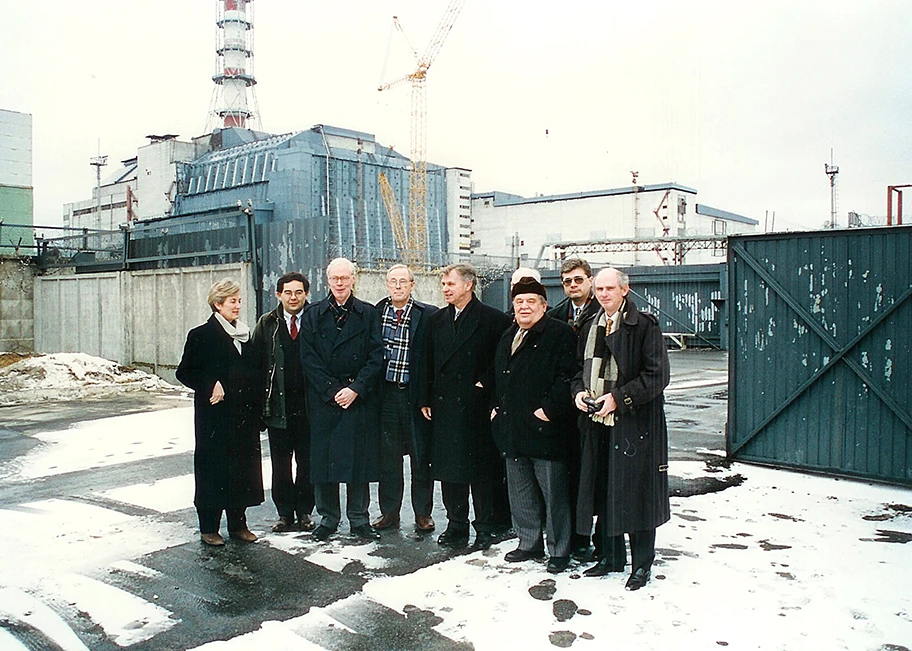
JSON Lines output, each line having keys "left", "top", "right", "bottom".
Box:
{"left": 0, "top": 350, "right": 732, "bottom": 650}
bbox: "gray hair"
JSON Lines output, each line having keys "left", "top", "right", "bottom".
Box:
{"left": 386, "top": 264, "right": 415, "bottom": 282}
{"left": 441, "top": 263, "right": 477, "bottom": 290}
{"left": 596, "top": 267, "right": 630, "bottom": 288}
{"left": 327, "top": 257, "right": 357, "bottom": 277}
{"left": 208, "top": 278, "right": 241, "bottom": 311}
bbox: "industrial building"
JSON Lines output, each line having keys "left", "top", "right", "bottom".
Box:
{"left": 470, "top": 182, "right": 759, "bottom": 267}
{"left": 0, "top": 108, "right": 34, "bottom": 255}
{"left": 55, "top": 0, "right": 474, "bottom": 312}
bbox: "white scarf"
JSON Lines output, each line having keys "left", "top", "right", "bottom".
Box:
{"left": 214, "top": 312, "right": 250, "bottom": 353}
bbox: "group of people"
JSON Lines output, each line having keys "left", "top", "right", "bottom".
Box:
{"left": 176, "top": 256, "right": 670, "bottom": 591}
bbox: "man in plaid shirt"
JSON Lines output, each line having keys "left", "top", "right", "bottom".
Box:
{"left": 373, "top": 265, "right": 438, "bottom": 532}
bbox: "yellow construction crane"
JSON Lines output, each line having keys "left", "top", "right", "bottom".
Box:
{"left": 378, "top": 0, "right": 467, "bottom": 266}
{"left": 378, "top": 172, "right": 414, "bottom": 265}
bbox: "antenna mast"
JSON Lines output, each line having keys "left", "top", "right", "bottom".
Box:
{"left": 825, "top": 149, "right": 839, "bottom": 229}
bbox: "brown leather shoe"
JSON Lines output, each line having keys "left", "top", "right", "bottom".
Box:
{"left": 371, "top": 514, "right": 400, "bottom": 530}
{"left": 297, "top": 514, "right": 315, "bottom": 531}
{"left": 415, "top": 515, "right": 436, "bottom": 532}
{"left": 229, "top": 529, "right": 257, "bottom": 543}
{"left": 201, "top": 533, "right": 225, "bottom": 546}
{"left": 272, "top": 516, "right": 295, "bottom": 533}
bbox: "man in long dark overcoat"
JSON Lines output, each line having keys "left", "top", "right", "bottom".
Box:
{"left": 492, "top": 277, "right": 577, "bottom": 573}
{"left": 419, "top": 263, "right": 512, "bottom": 549}
{"left": 571, "top": 267, "right": 671, "bottom": 591}
{"left": 298, "top": 258, "right": 384, "bottom": 542}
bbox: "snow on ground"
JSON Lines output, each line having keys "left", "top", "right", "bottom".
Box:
{"left": 356, "top": 463, "right": 912, "bottom": 651}
{"left": 0, "top": 498, "right": 192, "bottom": 591}
{"left": 0, "top": 352, "right": 182, "bottom": 405}
{"left": 42, "top": 574, "right": 177, "bottom": 647}
{"left": 0, "top": 407, "right": 196, "bottom": 481}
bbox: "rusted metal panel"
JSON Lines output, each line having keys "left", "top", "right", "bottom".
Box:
{"left": 728, "top": 226, "right": 912, "bottom": 485}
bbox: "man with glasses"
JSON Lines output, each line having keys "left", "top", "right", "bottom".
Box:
{"left": 251, "top": 272, "right": 315, "bottom": 533}
{"left": 372, "top": 264, "right": 438, "bottom": 533}
{"left": 548, "top": 259, "right": 598, "bottom": 334}
{"left": 548, "top": 258, "right": 602, "bottom": 559}
{"left": 298, "top": 258, "right": 385, "bottom": 542}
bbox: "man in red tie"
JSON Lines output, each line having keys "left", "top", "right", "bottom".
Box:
{"left": 251, "top": 272, "right": 315, "bottom": 533}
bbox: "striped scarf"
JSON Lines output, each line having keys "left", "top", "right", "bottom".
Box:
{"left": 582, "top": 304, "right": 623, "bottom": 426}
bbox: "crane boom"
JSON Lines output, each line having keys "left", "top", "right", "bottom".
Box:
{"left": 378, "top": 0, "right": 467, "bottom": 267}
{"left": 378, "top": 172, "right": 413, "bottom": 265}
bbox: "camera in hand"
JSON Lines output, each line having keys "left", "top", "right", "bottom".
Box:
{"left": 582, "top": 396, "right": 600, "bottom": 414}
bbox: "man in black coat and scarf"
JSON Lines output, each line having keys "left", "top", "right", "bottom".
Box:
{"left": 298, "top": 258, "right": 385, "bottom": 542}
{"left": 571, "top": 267, "right": 671, "bottom": 591}
{"left": 419, "top": 263, "right": 512, "bottom": 549}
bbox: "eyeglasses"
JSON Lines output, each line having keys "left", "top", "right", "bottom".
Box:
{"left": 561, "top": 275, "right": 589, "bottom": 286}
{"left": 386, "top": 279, "right": 413, "bottom": 288}
{"left": 328, "top": 275, "right": 352, "bottom": 283}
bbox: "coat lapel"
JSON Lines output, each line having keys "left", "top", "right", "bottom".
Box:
{"left": 437, "top": 297, "right": 482, "bottom": 368}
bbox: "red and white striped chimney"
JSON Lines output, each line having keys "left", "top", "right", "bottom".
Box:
{"left": 208, "top": 0, "right": 260, "bottom": 131}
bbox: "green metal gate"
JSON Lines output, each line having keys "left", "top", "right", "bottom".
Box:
{"left": 727, "top": 226, "right": 912, "bottom": 485}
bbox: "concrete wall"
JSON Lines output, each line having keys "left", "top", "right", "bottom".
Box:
{"left": 32, "top": 263, "right": 448, "bottom": 383}
{"left": 0, "top": 257, "right": 35, "bottom": 352}
{"left": 353, "top": 269, "right": 445, "bottom": 307}
{"left": 34, "top": 263, "right": 254, "bottom": 383}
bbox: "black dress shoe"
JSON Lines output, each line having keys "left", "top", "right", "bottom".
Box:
{"left": 350, "top": 524, "right": 381, "bottom": 541}
{"left": 471, "top": 531, "right": 497, "bottom": 551}
{"left": 583, "top": 558, "right": 624, "bottom": 577}
{"left": 504, "top": 547, "right": 545, "bottom": 562}
{"left": 546, "top": 556, "right": 571, "bottom": 574}
{"left": 312, "top": 525, "right": 336, "bottom": 542}
{"left": 272, "top": 516, "right": 295, "bottom": 533}
{"left": 437, "top": 528, "right": 470, "bottom": 548}
{"left": 625, "top": 567, "right": 650, "bottom": 591}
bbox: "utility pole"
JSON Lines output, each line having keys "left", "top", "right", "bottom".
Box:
{"left": 90, "top": 154, "right": 108, "bottom": 229}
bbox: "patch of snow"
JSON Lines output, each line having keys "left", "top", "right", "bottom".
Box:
{"left": 1, "top": 408, "right": 194, "bottom": 481}
{"left": 42, "top": 574, "right": 176, "bottom": 647}
{"left": 0, "top": 499, "right": 191, "bottom": 591}
{"left": 0, "top": 353, "right": 182, "bottom": 405}
{"left": 264, "top": 532, "right": 391, "bottom": 573}
{"left": 0, "top": 587, "right": 90, "bottom": 651}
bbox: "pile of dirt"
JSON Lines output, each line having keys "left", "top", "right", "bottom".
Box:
{"left": 0, "top": 352, "right": 36, "bottom": 370}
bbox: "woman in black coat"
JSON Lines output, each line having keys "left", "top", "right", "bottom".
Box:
{"left": 176, "top": 278, "right": 264, "bottom": 546}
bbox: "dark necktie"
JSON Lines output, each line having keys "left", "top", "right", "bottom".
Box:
{"left": 395, "top": 308, "right": 403, "bottom": 326}
{"left": 289, "top": 314, "right": 298, "bottom": 340}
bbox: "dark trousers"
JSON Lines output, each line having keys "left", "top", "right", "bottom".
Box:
{"left": 379, "top": 382, "right": 434, "bottom": 518}
{"left": 314, "top": 482, "right": 370, "bottom": 530}
{"left": 441, "top": 479, "right": 496, "bottom": 534}
{"left": 603, "top": 529, "right": 657, "bottom": 573}
{"left": 268, "top": 416, "right": 314, "bottom": 521}
{"left": 197, "top": 508, "right": 248, "bottom": 534}
{"left": 505, "top": 456, "right": 572, "bottom": 557}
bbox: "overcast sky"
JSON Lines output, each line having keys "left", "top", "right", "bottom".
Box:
{"left": 4, "top": 0, "right": 910, "bottom": 231}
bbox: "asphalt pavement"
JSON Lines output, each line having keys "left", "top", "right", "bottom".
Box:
{"left": 0, "top": 349, "right": 732, "bottom": 650}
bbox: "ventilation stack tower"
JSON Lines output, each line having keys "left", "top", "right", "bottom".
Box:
{"left": 207, "top": 0, "right": 260, "bottom": 131}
